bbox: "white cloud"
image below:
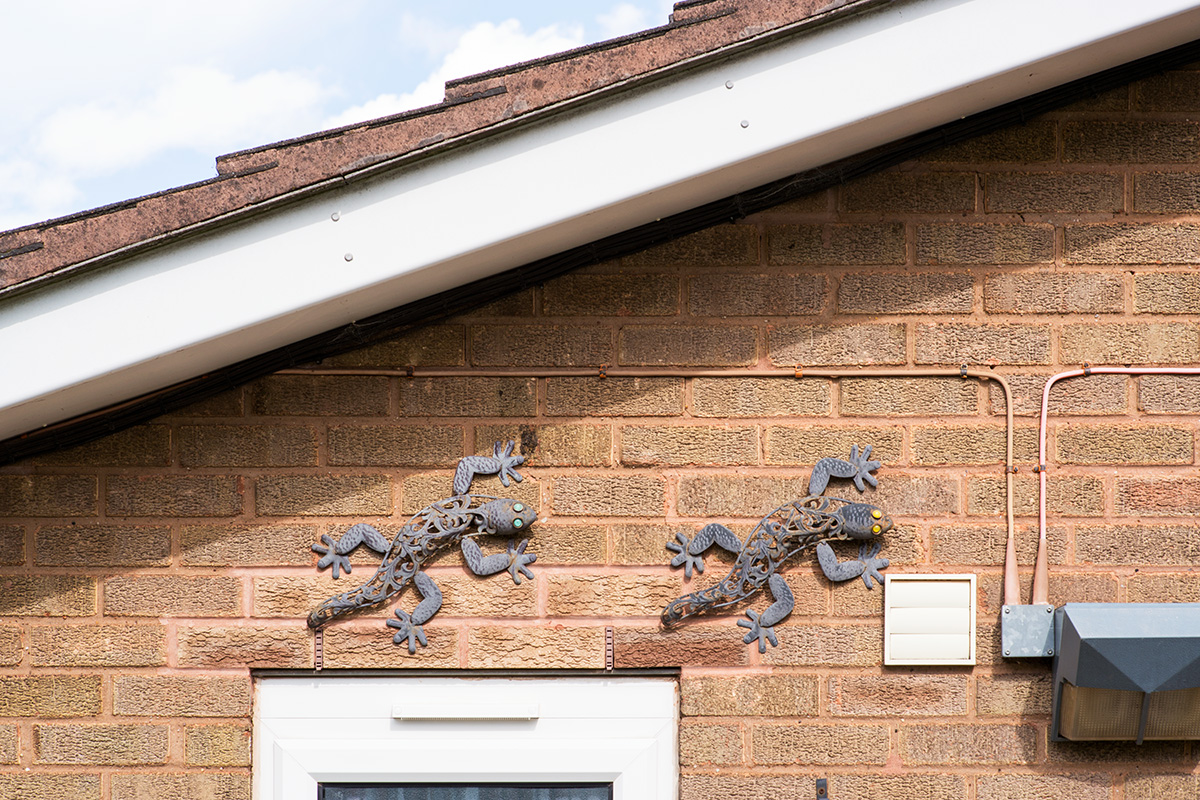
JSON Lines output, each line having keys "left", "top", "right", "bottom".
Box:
{"left": 323, "top": 19, "right": 585, "bottom": 130}
{"left": 597, "top": 3, "right": 651, "bottom": 39}
{"left": 35, "top": 67, "right": 334, "bottom": 176}
{"left": 396, "top": 12, "right": 466, "bottom": 60}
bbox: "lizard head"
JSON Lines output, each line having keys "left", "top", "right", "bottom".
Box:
{"left": 478, "top": 498, "right": 539, "bottom": 536}
{"left": 838, "top": 502, "right": 893, "bottom": 540}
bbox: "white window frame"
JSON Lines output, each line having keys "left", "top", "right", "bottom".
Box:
{"left": 254, "top": 675, "right": 678, "bottom": 800}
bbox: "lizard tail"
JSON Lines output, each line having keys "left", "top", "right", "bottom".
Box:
{"left": 660, "top": 583, "right": 732, "bottom": 627}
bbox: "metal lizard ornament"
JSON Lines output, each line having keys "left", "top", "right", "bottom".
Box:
{"left": 661, "top": 445, "right": 893, "bottom": 652}
{"left": 307, "top": 440, "right": 536, "bottom": 653}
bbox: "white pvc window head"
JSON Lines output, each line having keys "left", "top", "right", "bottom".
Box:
{"left": 253, "top": 675, "right": 678, "bottom": 800}
{"left": 883, "top": 574, "right": 977, "bottom": 666}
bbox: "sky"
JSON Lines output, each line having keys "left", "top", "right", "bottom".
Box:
{"left": 0, "top": 1, "right": 677, "bottom": 232}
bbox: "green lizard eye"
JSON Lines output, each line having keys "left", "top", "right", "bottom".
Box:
{"left": 513, "top": 503, "right": 524, "bottom": 512}
{"left": 513, "top": 518, "right": 523, "bottom": 528}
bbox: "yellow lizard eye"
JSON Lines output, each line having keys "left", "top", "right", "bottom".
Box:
{"left": 513, "top": 518, "right": 523, "bottom": 528}
{"left": 872, "top": 524, "right": 881, "bottom": 533}
{"left": 871, "top": 509, "right": 882, "bottom": 519}
{"left": 513, "top": 503, "right": 524, "bottom": 512}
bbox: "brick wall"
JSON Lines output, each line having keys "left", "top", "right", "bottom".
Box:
{"left": 4, "top": 65, "right": 1200, "bottom": 800}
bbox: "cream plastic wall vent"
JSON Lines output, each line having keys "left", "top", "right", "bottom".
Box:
{"left": 883, "top": 574, "right": 976, "bottom": 666}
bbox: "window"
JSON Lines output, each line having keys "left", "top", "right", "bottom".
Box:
{"left": 255, "top": 676, "right": 678, "bottom": 800}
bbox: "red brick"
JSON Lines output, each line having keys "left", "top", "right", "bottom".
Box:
{"left": 765, "top": 426, "right": 900, "bottom": 465}
{"left": 676, "top": 474, "right": 806, "bottom": 517}
{"left": 177, "top": 625, "right": 312, "bottom": 668}
{"left": 31, "top": 624, "right": 165, "bottom": 667}
{"left": 1140, "top": 374, "right": 1200, "bottom": 413}
{"left": 619, "top": 325, "right": 756, "bottom": 366}
{"left": 688, "top": 273, "right": 825, "bottom": 316}
{"left": 1117, "top": 477, "right": 1200, "bottom": 516}
{"left": 768, "top": 223, "right": 905, "bottom": 265}
{"left": 111, "top": 773, "right": 248, "bottom": 800}
{"left": 984, "top": 271, "right": 1124, "bottom": 314}
{"left": 916, "top": 224, "right": 1053, "bottom": 265}
{"left": 1064, "top": 121, "right": 1200, "bottom": 163}
{"left": 0, "top": 576, "right": 95, "bottom": 616}
{"left": 256, "top": 475, "right": 392, "bottom": 516}
{"left": 829, "top": 675, "right": 967, "bottom": 717}
{"left": 324, "top": 325, "right": 464, "bottom": 368}
{"left": 932, "top": 523, "right": 1066, "bottom": 566}
{"left": 0, "top": 525, "right": 22, "bottom": 565}
{"left": 401, "top": 473, "right": 538, "bottom": 513}
{"left": 922, "top": 119, "right": 1056, "bottom": 163}
{"left": 546, "top": 574, "right": 681, "bottom": 617}
{"left": 841, "top": 377, "right": 978, "bottom": 416}
{"left": 916, "top": 323, "right": 1051, "bottom": 365}
{"left": 1065, "top": 223, "right": 1200, "bottom": 264}
{"left": 867, "top": 473, "right": 959, "bottom": 515}
{"left": 1126, "top": 776, "right": 1200, "bottom": 800}
{"left": 988, "top": 373, "right": 1128, "bottom": 418}
{"left": 1062, "top": 322, "right": 1200, "bottom": 364}
{"left": 0, "top": 475, "right": 96, "bottom": 517}
{"left": 752, "top": 722, "right": 889, "bottom": 765}
{"left": 692, "top": 377, "right": 830, "bottom": 417}
{"left": 611, "top": 523, "right": 679, "bottom": 565}
{"left": 624, "top": 224, "right": 758, "bottom": 266}
{"left": 543, "top": 273, "right": 679, "bottom": 316}
{"left": 34, "top": 724, "right": 168, "bottom": 765}
{"left": 839, "top": 273, "right": 974, "bottom": 314}
{"left": 34, "top": 524, "right": 170, "bottom": 567}
{"left": 985, "top": 172, "right": 1123, "bottom": 213}
{"left": 31, "top": 424, "right": 170, "bottom": 467}
{"left": 620, "top": 425, "right": 757, "bottom": 466}
{"left": 182, "top": 522, "right": 317, "bottom": 565}
{"left": 680, "top": 720, "right": 742, "bottom": 766}
{"left": 681, "top": 674, "right": 819, "bottom": 717}
{"left": 911, "top": 424, "right": 1037, "bottom": 465}
{"left": 552, "top": 475, "right": 663, "bottom": 516}
{"left": 1076, "top": 524, "right": 1200, "bottom": 565}
{"left": 683, "top": 773, "right": 966, "bottom": 800}
{"left": 1134, "top": 271, "right": 1200, "bottom": 314}
{"left": 763, "top": 623, "right": 881, "bottom": 667}
{"left": 1128, "top": 572, "right": 1200, "bottom": 603}
{"left": 107, "top": 475, "right": 241, "bottom": 517}
{"left": 1134, "top": 172, "right": 1200, "bottom": 213}
{"left": 1135, "top": 69, "right": 1200, "bottom": 109}
{"left": 1056, "top": 423, "right": 1193, "bottom": 465}
{"left": 1048, "top": 737, "right": 1185, "bottom": 765}
{"left": 0, "top": 725, "right": 12, "bottom": 763}
{"left": 251, "top": 374, "right": 389, "bottom": 416}
{"left": 0, "top": 675, "right": 101, "bottom": 717}
{"left": 476, "top": 424, "right": 611, "bottom": 467}
{"left": 470, "top": 324, "right": 611, "bottom": 366}
{"left": 967, "top": 475, "right": 1104, "bottom": 517}
{"left": 321, "top": 623, "right": 458, "bottom": 668}
{"left": 113, "top": 676, "right": 250, "bottom": 717}
{"left": 769, "top": 323, "right": 906, "bottom": 366}
{"left": 976, "top": 673, "right": 1051, "bottom": 716}
{"left": 185, "top": 724, "right": 251, "bottom": 766}
{"left": 171, "top": 387, "right": 243, "bottom": 417}
{"left": 977, "top": 774, "right": 1111, "bottom": 800}
{"left": 400, "top": 376, "right": 536, "bottom": 416}
{"left": 466, "top": 626, "right": 604, "bottom": 669}
{"left": 105, "top": 576, "right": 241, "bottom": 617}
{"left": 531, "top": 523, "right": 606, "bottom": 564}
{"left": 0, "top": 627, "right": 20, "bottom": 666}
{"left": 842, "top": 171, "right": 975, "bottom": 213}
{"left": 545, "top": 376, "right": 681, "bottom": 416}
{"left": 178, "top": 424, "right": 317, "bottom": 467}
{"left": 470, "top": 289, "right": 535, "bottom": 317}
{"left": 328, "top": 424, "right": 463, "bottom": 466}
{"left": 900, "top": 723, "right": 1036, "bottom": 765}
{"left": 0, "top": 774, "right": 101, "bottom": 799}
{"left": 614, "top": 624, "right": 749, "bottom": 667}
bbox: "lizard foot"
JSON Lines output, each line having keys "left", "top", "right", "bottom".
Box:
{"left": 506, "top": 538, "right": 537, "bottom": 584}
{"left": 737, "top": 609, "right": 780, "bottom": 653}
{"left": 493, "top": 440, "right": 525, "bottom": 488}
{"left": 847, "top": 444, "right": 882, "bottom": 492}
{"left": 312, "top": 534, "right": 352, "bottom": 579}
{"left": 857, "top": 540, "right": 889, "bottom": 589}
{"left": 666, "top": 531, "right": 705, "bottom": 578}
{"left": 386, "top": 609, "right": 429, "bottom": 654}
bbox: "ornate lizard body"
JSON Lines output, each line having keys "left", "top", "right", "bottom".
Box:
{"left": 661, "top": 446, "right": 892, "bottom": 652}
{"left": 307, "top": 441, "right": 536, "bottom": 653}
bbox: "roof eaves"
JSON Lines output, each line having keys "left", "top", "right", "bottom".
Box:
{"left": 0, "top": 0, "right": 890, "bottom": 303}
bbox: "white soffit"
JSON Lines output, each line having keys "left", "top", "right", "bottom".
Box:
{"left": 3, "top": 0, "right": 1200, "bottom": 440}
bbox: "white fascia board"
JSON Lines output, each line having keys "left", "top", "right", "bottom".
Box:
{"left": 3, "top": 0, "right": 1200, "bottom": 440}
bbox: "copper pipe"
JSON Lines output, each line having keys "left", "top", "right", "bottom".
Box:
{"left": 1033, "top": 366, "right": 1200, "bottom": 606}
{"left": 284, "top": 364, "right": 1016, "bottom": 600}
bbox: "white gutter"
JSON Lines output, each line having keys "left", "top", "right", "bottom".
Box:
{"left": 3, "top": 0, "right": 1200, "bottom": 441}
